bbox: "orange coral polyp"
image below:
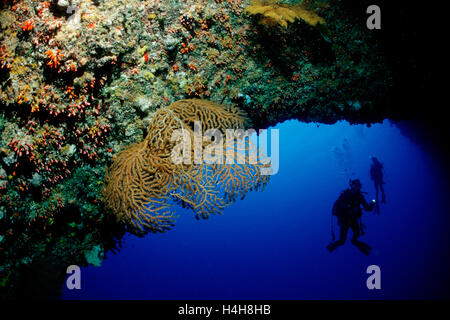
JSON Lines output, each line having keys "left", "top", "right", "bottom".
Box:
{"left": 21, "top": 20, "right": 34, "bottom": 32}
{"left": 45, "top": 49, "right": 62, "bottom": 69}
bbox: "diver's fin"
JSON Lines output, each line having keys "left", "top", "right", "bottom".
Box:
{"left": 351, "top": 239, "right": 372, "bottom": 255}
{"left": 327, "top": 242, "right": 338, "bottom": 253}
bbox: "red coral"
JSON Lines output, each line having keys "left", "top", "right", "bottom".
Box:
{"left": 21, "top": 19, "right": 34, "bottom": 32}
{"left": 45, "top": 49, "right": 62, "bottom": 69}
{"left": 0, "top": 44, "right": 12, "bottom": 70}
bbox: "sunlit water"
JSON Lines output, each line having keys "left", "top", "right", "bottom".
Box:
{"left": 63, "top": 120, "right": 450, "bottom": 299}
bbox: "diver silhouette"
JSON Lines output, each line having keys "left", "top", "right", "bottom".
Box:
{"left": 327, "top": 179, "right": 376, "bottom": 255}
{"left": 370, "top": 156, "right": 386, "bottom": 215}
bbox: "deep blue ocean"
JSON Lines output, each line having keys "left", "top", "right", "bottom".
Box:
{"left": 62, "top": 120, "right": 450, "bottom": 299}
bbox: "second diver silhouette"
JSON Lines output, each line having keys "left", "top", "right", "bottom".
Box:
{"left": 370, "top": 156, "right": 386, "bottom": 215}
{"left": 327, "top": 179, "right": 376, "bottom": 255}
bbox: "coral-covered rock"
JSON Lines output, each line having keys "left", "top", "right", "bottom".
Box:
{"left": 0, "top": 0, "right": 408, "bottom": 298}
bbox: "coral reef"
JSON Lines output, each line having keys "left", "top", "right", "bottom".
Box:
{"left": 0, "top": 0, "right": 395, "bottom": 297}
{"left": 103, "top": 99, "right": 269, "bottom": 235}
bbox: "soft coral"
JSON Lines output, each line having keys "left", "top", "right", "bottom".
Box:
{"left": 21, "top": 19, "right": 34, "bottom": 32}
{"left": 45, "top": 49, "right": 62, "bottom": 69}
{"left": 246, "top": 0, "right": 326, "bottom": 28}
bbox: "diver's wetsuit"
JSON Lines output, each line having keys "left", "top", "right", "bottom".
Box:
{"left": 328, "top": 189, "right": 374, "bottom": 255}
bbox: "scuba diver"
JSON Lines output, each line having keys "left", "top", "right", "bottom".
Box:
{"left": 370, "top": 156, "right": 386, "bottom": 215}
{"left": 327, "top": 179, "right": 376, "bottom": 256}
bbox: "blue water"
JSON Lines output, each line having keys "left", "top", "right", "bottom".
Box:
{"left": 63, "top": 120, "right": 450, "bottom": 299}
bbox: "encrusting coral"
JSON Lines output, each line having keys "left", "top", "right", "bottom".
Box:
{"left": 103, "top": 99, "right": 270, "bottom": 235}
{"left": 246, "top": 0, "right": 326, "bottom": 28}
